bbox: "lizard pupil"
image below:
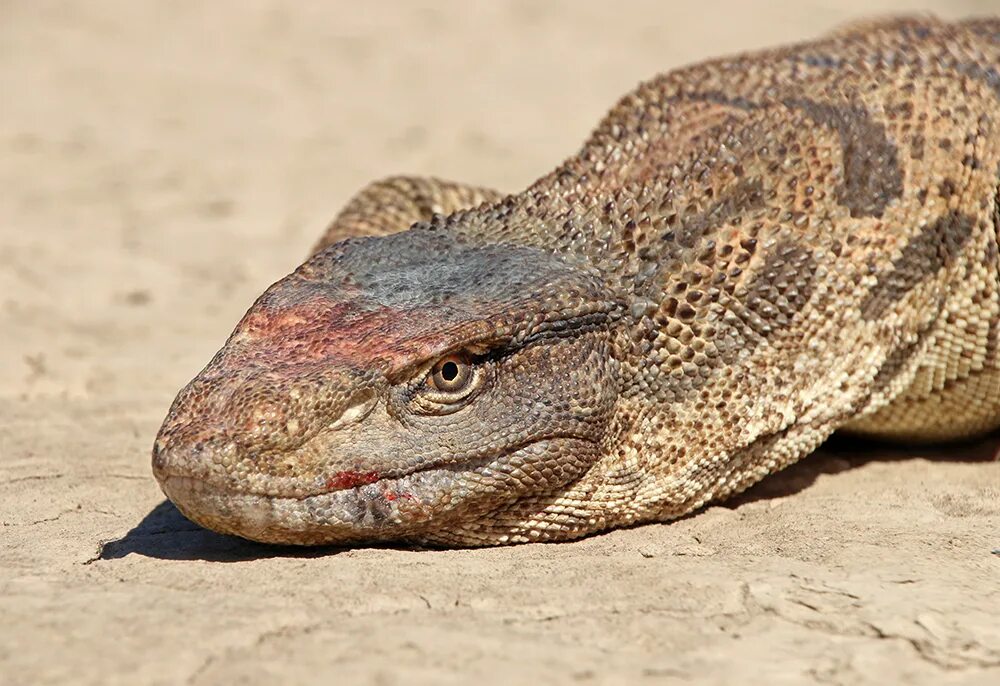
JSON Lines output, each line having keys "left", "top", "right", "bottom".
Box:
{"left": 441, "top": 361, "right": 459, "bottom": 382}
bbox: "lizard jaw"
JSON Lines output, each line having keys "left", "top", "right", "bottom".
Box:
{"left": 158, "top": 472, "right": 432, "bottom": 545}
{"left": 157, "top": 436, "right": 599, "bottom": 546}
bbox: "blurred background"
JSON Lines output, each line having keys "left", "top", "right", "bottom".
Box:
{"left": 1, "top": 0, "right": 993, "bottom": 403}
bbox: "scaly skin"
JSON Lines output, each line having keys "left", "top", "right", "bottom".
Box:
{"left": 153, "top": 17, "right": 1000, "bottom": 546}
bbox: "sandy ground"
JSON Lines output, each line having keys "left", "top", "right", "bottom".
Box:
{"left": 2, "top": 1, "right": 1000, "bottom": 684}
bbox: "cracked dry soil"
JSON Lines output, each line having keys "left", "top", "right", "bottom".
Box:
{"left": 2, "top": 2, "right": 999, "bottom": 684}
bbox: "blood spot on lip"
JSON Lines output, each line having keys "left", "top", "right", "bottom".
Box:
{"left": 384, "top": 490, "right": 414, "bottom": 502}
{"left": 325, "top": 470, "right": 380, "bottom": 490}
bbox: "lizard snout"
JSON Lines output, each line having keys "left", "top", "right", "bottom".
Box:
{"left": 151, "top": 352, "right": 379, "bottom": 495}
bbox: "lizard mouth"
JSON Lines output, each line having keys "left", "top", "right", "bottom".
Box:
{"left": 158, "top": 469, "right": 442, "bottom": 545}
{"left": 154, "top": 452, "right": 483, "bottom": 544}
{"left": 155, "top": 436, "right": 593, "bottom": 545}
{"left": 152, "top": 438, "right": 506, "bottom": 501}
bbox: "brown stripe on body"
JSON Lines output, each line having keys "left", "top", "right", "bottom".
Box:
{"left": 780, "top": 98, "right": 903, "bottom": 218}
{"left": 741, "top": 240, "right": 818, "bottom": 336}
{"left": 657, "top": 240, "right": 817, "bottom": 403}
{"left": 683, "top": 92, "right": 904, "bottom": 219}
{"left": 866, "top": 329, "right": 930, "bottom": 398}
{"left": 860, "top": 211, "right": 978, "bottom": 321}
{"left": 672, "top": 179, "right": 767, "bottom": 249}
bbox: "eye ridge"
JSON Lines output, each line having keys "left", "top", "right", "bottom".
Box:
{"left": 441, "top": 361, "right": 459, "bottom": 382}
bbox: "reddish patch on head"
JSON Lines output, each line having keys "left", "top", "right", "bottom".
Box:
{"left": 326, "top": 470, "right": 380, "bottom": 490}
{"left": 232, "top": 294, "right": 486, "bottom": 375}
{"left": 383, "top": 490, "right": 414, "bottom": 502}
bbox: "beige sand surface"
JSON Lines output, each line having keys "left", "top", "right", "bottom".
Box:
{"left": 2, "top": 1, "right": 999, "bottom": 684}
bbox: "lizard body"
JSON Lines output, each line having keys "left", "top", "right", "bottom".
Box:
{"left": 153, "top": 17, "right": 1000, "bottom": 546}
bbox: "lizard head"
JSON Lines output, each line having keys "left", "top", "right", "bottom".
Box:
{"left": 152, "top": 228, "right": 622, "bottom": 546}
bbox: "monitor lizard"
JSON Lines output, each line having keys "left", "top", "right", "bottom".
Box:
{"left": 152, "top": 16, "right": 1000, "bottom": 546}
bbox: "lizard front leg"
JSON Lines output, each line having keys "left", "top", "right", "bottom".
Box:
{"left": 312, "top": 175, "right": 504, "bottom": 254}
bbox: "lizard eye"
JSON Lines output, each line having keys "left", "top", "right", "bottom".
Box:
{"left": 411, "top": 350, "right": 489, "bottom": 414}
{"left": 428, "top": 354, "right": 473, "bottom": 393}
